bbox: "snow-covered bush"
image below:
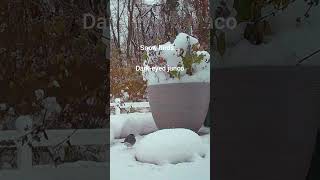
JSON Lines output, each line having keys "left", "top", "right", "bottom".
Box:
{"left": 135, "top": 128, "right": 207, "bottom": 165}
{"left": 34, "top": 89, "right": 45, "bottom": 101}
{"left": 142, "top": 33, "right": 210, "bottom": 85}
{"left": 113, "top": 98, "right": 122, "bottom": 115}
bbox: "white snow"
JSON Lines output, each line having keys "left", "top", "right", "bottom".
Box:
{"left": 42, "top": 97, "right": 61, "bottom": 114}
{"left": 217, "top": 1, "right": 320, "bottom": 66}
{"left": 114, "top": 98, "right": 121, "bottom": 104}
{"left": 143, "top": 0, "right": 159, "bottom": 5}
{"left": 110, "top": 113, "right": 157, "bottom": 138}
{"left": 135, "top": 128, "right": 207, "bottom": 165}
{"left": 0, "top": 165, "right": 108, "bottom": 180}
{"left": 51, "top": 80, "right": 60, "bottom": 88}
{"left": 160, "top": 42, "right": 184, "bottom": 67}
{"left": 15, "top": 115, "right": 33, "bottom": 132}
{"left": 111, "top": 130, "right": 210, "bottom": 180}
{"left": 173, "top": 33, "right": 199, "bottom": 54}
{"left": 34, "top": 89, "right": 44, "bottom": 101}
{"left": 1, "top": 113, "right": 209, "bottom": 180}
{"left": 110, "top": 112, "right": 210, "bottom": 180}
{"left": 142, "top": 33, "right": 210, "bottom": 85}
{"left": 121, "top": 90, "right": 129, "bottom": 101}
{"left": 8, "top": 107, "right": 15, "bottom": 115}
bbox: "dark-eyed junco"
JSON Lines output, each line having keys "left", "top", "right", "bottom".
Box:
{"left": 122, "top": 134, "right": 136, "bottom": 147}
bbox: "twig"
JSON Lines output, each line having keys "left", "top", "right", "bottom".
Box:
{"left": 296, "top": 48, "right": 320, "bottom": 65}
{"left": 253, "top": 0, "right": 296, "bottom": 24}
{"left": 42, "top": 109, "right": 48, "bottom": 125}
{"left": 52, "top": 129, "right": 78, "bottom": 149}
{"left": 304, "top": 1, "right": 315, "bottom": 17}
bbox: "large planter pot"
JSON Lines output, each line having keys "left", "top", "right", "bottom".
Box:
{"left": 147, "top": 82, "right": 210, "bottom": 132}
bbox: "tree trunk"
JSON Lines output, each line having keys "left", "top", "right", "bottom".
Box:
{"left": 126, "top": 0, "right": 135, "bottom": 59}
{"left": 110, "top": 20, "right": 118, "bottom": 49}
{"left": 116, "top": 0, "right": 121, "bottom": 50}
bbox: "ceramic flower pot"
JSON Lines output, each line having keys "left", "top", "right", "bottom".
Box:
{"left": 147, "top": 82, "right": 210, "bottom": 132}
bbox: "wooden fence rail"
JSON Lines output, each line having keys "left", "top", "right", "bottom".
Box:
{"left": 110, "top": 101, "right": 150, "bottom": 114}
{"left": 0, "top": 102, "right": 149, "bottom": 170}
{"left": 0, "top": 129, "right": 108, "bottom": 170}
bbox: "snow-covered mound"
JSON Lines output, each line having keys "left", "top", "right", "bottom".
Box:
{"left": 135, "top": 128, "right": 207, "bottom": 165}
{"left": 110, "top": 113, "right": 157, "bottom": 139}
{"left": 142, "top": 33, "right": 210, "bottom": 85}
{"left": 15, "top": 115, "right": 33, "bottom": 132}
{"left": 110, "top": 130, "right": 210, "bottom": 180}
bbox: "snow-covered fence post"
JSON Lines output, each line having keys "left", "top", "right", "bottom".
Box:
{"left": 15, "top": 116, "right": 33, "bottom": 170}
{"left": 0, "top": 128, "right": 109, "bottom": 171}
{"left": 115, "top": 105, "right": 121, "bottom": 115}
{"left": 114, "top": 98, "right": 121, "bottom": 115}
{"left": 16, "top": 139, "right": 33, "bottom": 170}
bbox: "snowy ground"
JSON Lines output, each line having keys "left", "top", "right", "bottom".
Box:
{"left": 110, "top": 134, "right": 210, "bottom": 180}
{"left": 216, "top": 1, "right": 320, "bottom": 66}
{"left": 110, "top": 113, "right": 210, "bottom": 180}
{"left": 0, "top": 112, "right": 210, "bottom": 180}
{"left": 0, "top": 163, "right": 108, "bottom": 180}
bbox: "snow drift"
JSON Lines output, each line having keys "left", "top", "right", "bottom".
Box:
{"left": 110, "top": 113, "right": 157, "bottom": 139}
{"left": 135, "top": 128, "right": 207, "bottom": 165}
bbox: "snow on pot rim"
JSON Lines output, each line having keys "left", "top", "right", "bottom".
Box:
{"left": 145, "top": 69, "right": 210, "bottom": 86}
{"left": 135, "top": 128, "right": 207, "bottom": 165}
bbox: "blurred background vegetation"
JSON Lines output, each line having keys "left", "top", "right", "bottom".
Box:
{"left": 0, "top": 0, "right": 108, "bottom": 128}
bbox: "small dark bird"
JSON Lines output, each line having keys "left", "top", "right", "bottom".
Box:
{"left": 122, "top": 134, "right": 136, "bottom": 147}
